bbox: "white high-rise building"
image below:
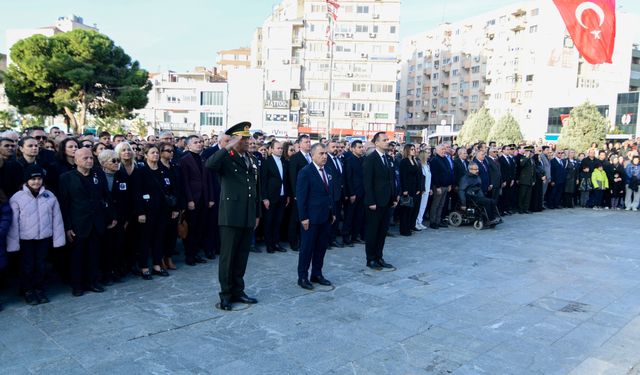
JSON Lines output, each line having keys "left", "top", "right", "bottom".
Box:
{"left": 137, "top": 68, "right": 229, "bottom": 136}
{"left": 255, "top": 0, "right": 400, "bottom": 139}
{"left": 399, "top": 1, "right": 640, "bottom": 142}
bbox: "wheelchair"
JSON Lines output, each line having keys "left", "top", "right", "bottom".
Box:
{"left": 447, "top": 198, "right": 501, "bottom": 230}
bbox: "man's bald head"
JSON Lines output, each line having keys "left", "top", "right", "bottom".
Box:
{"left": 75, "top": 147, "right": 94, "bottom": 172}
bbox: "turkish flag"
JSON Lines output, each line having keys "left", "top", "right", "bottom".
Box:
{"left": 552, "top": 0, "right": 616, "bottom": 64}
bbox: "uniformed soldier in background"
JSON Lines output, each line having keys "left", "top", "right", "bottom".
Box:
{"left": 206, "top": 122, "right": 261, "bottom": 311}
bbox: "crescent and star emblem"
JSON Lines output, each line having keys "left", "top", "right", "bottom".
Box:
{"left": 575, "top": 1, "right": 606, "bottom": 40}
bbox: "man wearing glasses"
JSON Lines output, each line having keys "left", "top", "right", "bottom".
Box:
{"left": 458, "top": 162, "right": 500, "bottom": 225}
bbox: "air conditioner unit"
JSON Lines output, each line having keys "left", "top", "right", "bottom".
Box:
{"left": 345, "top": 33, "right": 353, "bottom": 38}
{"left": 346, "top": 73, "right": 354, "bottom": 78}
{"left": 282, "top": 59, "right": 290, "bottom": 64}
{"left": 360, "top": 53, "right": 369, "bottom": 58}
{"left": 364, "top": 113, "right": 370, "bottom": 118}
{"left": 369, "top": 33, "right": 377, "bottom": 38}
{"left": 344, "top": 112, "right": 351, "bottom": 116}
{"left": 373, "top": 14, "right": 380, "bottom": 19}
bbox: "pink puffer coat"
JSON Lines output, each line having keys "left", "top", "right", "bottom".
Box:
{"left": 7, "top": 185, "right": 66, "bottom": 252}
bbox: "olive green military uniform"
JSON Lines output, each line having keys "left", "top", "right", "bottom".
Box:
{"left": 206, "top": 148, "right": 261, "bottom": 300}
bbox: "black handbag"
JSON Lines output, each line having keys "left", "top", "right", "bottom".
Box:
{"left": 399, "top": 196, "right": 414, "bottom": 208}
{"left": 630, "top": 176, "right": 639, "bottom": 192}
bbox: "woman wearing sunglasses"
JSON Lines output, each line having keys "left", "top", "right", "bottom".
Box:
{"left": 158, "top": 142, "right": 183, "bottom": 271}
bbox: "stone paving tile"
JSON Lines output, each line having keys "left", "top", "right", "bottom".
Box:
{"left": 0, "top": 209, "right": 639, "bottom": 374}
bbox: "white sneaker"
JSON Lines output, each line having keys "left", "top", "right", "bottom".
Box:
{"left": 625, "top": 207, "right": 631, "bottom": 211}
{"left": 634, "top": 208, "right": 638, "bottom": 212}
{"left": 604, "top": 207, "right": 610, "bottom": 210}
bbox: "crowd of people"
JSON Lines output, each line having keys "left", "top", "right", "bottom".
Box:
{"left": 0, "top": 124, "right": 638, "bottom": 309}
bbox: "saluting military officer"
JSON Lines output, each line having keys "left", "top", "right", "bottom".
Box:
{"left": 206, "top": 122, "right": 262, "bottom": 311}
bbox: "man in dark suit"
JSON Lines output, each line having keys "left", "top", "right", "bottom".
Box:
{"left": 499, "top": 145, "right": 517, "bottom": 215}
{"left": 363, "top": 132, "right": 397, "bottom": 270}
{"left": 429, "top": 145, "right": 454, "bottom": 229}
{"left": 325, "top": 140, "right": 345, "bottom": 248}
{"left": 473, "top": 150, "right": 491, "bottom": 195}
{"left": 452, "top": 147, "right": 469, "bottom": 211}
{"left": 202, "top": 132, "right": 229, "bottom": 160}
{"left": 487, "top": 147, "right": 503, "bottom": 204}
{"left": 548, "top": 150, "right": 567, "bottom": 209}
{"left": 287, "top": 134, "right": 312, "bottom": 251}
{"left": 517, "top": 146, "right": 536, "bottom": 214}
{"left": 181, "top": 135, "right": 217, "bottom": 265}
{"left": 296, "top": 143, "right": 335, "bottom": 290}
{"left": 260, "top": 141, "right": 289, "bottom": 253}
{"left": 59, "top": 148, "right": 116, "bottom": 297}
{"left": 342, "top": 140, "right": 365, "bottom": 246}
{"left": 206, "top": 122, "right": 261, "bottom": 311}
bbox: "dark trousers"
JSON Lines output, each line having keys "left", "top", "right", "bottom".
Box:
{"left": 330, "top": 199, "right": 343, "bottom": 243}
{"left": 138, "top": 212, "right": 167, "bottom": 268}
{"left": 518, "top": 185, "right": 532, "bottom": 212}
{"left": 218, "top": 226, "right": 252, "bottom": 300}
{"left": 70, "top": 229, "right": 101, "bottom": 290}
{"left": 591, "top": 189, "right": 604, "bottom": 207}
{"left": 163, "top": 216, "right": 179, "bottom": 257}
{"left": 184, "top": 199, "right": 208, "bottom": 259}
{"left": 399, "top": 195, "right": 420, "bottom": 235}
{"left": 20, "top": 238, "right": 51, "bottom": 291}
{"left": 563, "top": 192, "right": 575, "bottom": 208}
{"left": 365, "top": 205, "right": 390, "bottom": 262}
{"left": 469, "top": 195, "right": 497, "bottom": 221}
{"left": 288, "top": 201, "right": 301, "bottom": 249}
{"left": 498, "top": 184, "right": 511, "bottom": 213}
{"left": 205, "top": 204, "right": 220, "bottom": 255}
{"left": 548, "top": 183, "right": 565, "bottom": 208}
{"left": 429, "top": 188, "right": 448, "bottom": 225}
{"left": 264, "top": 199, "right": 285, "bottom": 249}
{"left": 343, "top": 196, "right": 365, "bottom": 242}
{"left": 298, "top": 220, "right": 331, "bottom": 280}
{"left": 102, "top": 222, "right": 125, "bottom": 278}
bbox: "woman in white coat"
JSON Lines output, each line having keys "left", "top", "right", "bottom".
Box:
{"left": 416, "top": 150, "right": 432, "bottom": 230}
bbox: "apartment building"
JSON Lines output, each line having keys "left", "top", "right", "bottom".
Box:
{"left": 254, "top": 0, "right": 401, "bottom": 139}
{"left": 216, "top": 47, "right": 251, "bottom": 78}
{"left": 136, "top": 68, "right": 228, "bottom": 135}
{"left": 399, "top": 1, "right": 640, "bottom": 142}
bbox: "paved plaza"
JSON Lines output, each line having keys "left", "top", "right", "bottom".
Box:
{"left": 1, "top": 209, "right": 640, "bottom": 374}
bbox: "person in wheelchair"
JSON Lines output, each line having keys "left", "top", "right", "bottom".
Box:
{"left": 458, "top": 162, "right": 501, "bottom": 226}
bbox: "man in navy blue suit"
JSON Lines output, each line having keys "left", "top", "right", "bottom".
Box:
{"left": 325, "top": 140, "right": 345, "bottom": 248}
{"left": 549, "top": 150, "right": 567, "bottom": 209}
{"left": 473, "top": 150, "right": 491, "bottom": 194}
{"left": 296, "top": 143, "right": 335, "bottom": 290}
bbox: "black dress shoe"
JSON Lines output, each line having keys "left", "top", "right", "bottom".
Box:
{"left": 310, "top": 276, "right": 332, "bottom": 286}
{"left": 378, "top": 259, "right": 394, "bottom": 269}
{"left": 231, "top": 293, "right": 258, "bottom": 304}
{"left": 218, "top": 299, "right": 233, "bottom": 311}
{"left": 88, "top": 284, "right": 105, "bottom": 293}
{"left": 250, "top": 246, "right": 262, "bottom": 253}
{"left": 367, "top": 260, "right": 383, "bottom": 270}
{"left": 429, "top": 224, "right": 439, "bottom": 229}
{"left": 439, "top": 223, "right": 448, "bottom": 228}
{"left": 333, "top": 240, "right": 344, "bottom": 248}
{"left": 35, "top": 290, "right": 50, "bottom": 304}
{"left": 72, "top": 289, "right": 84, "bottom": 297}
{"left": 141, "top": 271, "right": 153, "bottom": 280}
{"left": 298, "top": 278, "right": 314, "bottom": 290}
{"left": 275, "top": 245, "right": 287, "bottom": 252}
{"left": 290, "top": 245, "right": 300, "bottom": 252}
{"left": 386, "top": 232, "right": 396, "bottom": 237}
{"left": 352, "top": 238, "right": 364, "bottom": 244}
{"left": 152, "top": 268, "right": 170, "bottom": 277}
{"left": 266, "top": 246, "right": 275, "bottom": 254}
{"left": 24, "top": 290, "right": 39, "bottom": 305}
{"left": 185, "top": 257, "right": 197, "bottom": 266}
{"left": 344, "top": 241, "right": 354, "bottom": 248}
{"left": 204, "top": 251, "right": 215, "bottom": 260}
{"left": 194, "top": 255, "right": 207, "bottom": 263}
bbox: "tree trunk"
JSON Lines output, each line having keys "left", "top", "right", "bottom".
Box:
{"left": 63, "top": 107, "right": 79, "bottom": 134}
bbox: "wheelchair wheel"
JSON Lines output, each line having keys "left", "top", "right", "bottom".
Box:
{"left": 448, "top": 212, "right": 463, "bottom": 227}
{"left": 473, "top": 220, "right": 484, "bottom": 230}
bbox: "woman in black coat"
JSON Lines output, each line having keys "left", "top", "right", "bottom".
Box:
{"left": 134, "top": 144, "right": 174, "bottom": 279}
{"left": 529, "top": 152, "right": 545, "bottom": 212}
{"left": 158, "top": 142, "right": 183, "bottom": 270}
{"left": 48, "top": 138, "right": 79, "bottom": 196}
{"left": 398, "top": 144, "right": 423, "bottom": 236}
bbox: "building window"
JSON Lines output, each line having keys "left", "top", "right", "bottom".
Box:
{"left": 353, "top": 83, "right": 367, "bottom": 92}
{"left": 471, "top": 95, "right": 479, "bottom": 103}
{"left": 471, "top": 66, "right": 480, "bottom": 73}
{"left": 390, "top": 26, "right": 396, "bottom": 34}
{"left": 529, "top": 25, "right": 538, "bottom": 33}
{"left": 355, "top": 25, "right": 368, "bottom": 33}
{"left": 531, "top": 8, "right": 539, "bottom": 16}
{"left": 472, "top": 80, "right": 480, "bottom": 88}
{"left": 453, "top": 56, "right": 459, "bottom": 63}
{"left": 200, "top": 113, "right": 224, "bottom": 126}
{"left": 201, "top": 91, "right": 224, "bottom": 106}
{"left": 356, "top": 5, "right": 369, "bottom": 13}
{"left": 526, "top": 74, "right": 534, "bottom": 82}
{"left": 352, "top": 103, "right": 366, "bottom": 111}
{"left": 373, "top": 25, "right": 379, "bottom": 33}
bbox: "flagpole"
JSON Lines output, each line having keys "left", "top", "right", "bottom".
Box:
{"left": 326, "top": 15, "right": 335, "bottom": 140}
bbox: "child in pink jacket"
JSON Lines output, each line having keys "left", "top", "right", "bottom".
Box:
{"left": 7, "top": 165, "right": 65, "bottom": 305}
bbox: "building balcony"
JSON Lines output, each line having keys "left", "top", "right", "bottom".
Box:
{"left": 442, "top": 65, "right": 451, "bottom": 73}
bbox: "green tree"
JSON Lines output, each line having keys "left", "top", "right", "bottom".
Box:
{"left": 487, "top": 113, "right": 523, "bottom": 146}
{"left": 457, "top": 108, "right": 495, "bottom": 145}
{"left": 0, "top": 110, "right": 16, "bottom": 130}
{"left": 130, "top": 117, "right": 148, "bottom": 138}
{"left": 4, "top": 29, "right": 151, "bottom": 133}
{"left": 558, "top": 102, "right": 608, "bottom": 152}
{"left": 94, "top": 116, "right": 125, "bottom": 135}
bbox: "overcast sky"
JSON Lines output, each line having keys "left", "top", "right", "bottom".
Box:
{"left": 1, "top": 0, "right": 638, "bottom": 71}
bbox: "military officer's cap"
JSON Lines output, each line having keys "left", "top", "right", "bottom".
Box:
{"left": 225, "top": 122, "right": 252, "bottom": 137}
{"left": 523, "top": 145, "right": 534, "bottom": 151}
